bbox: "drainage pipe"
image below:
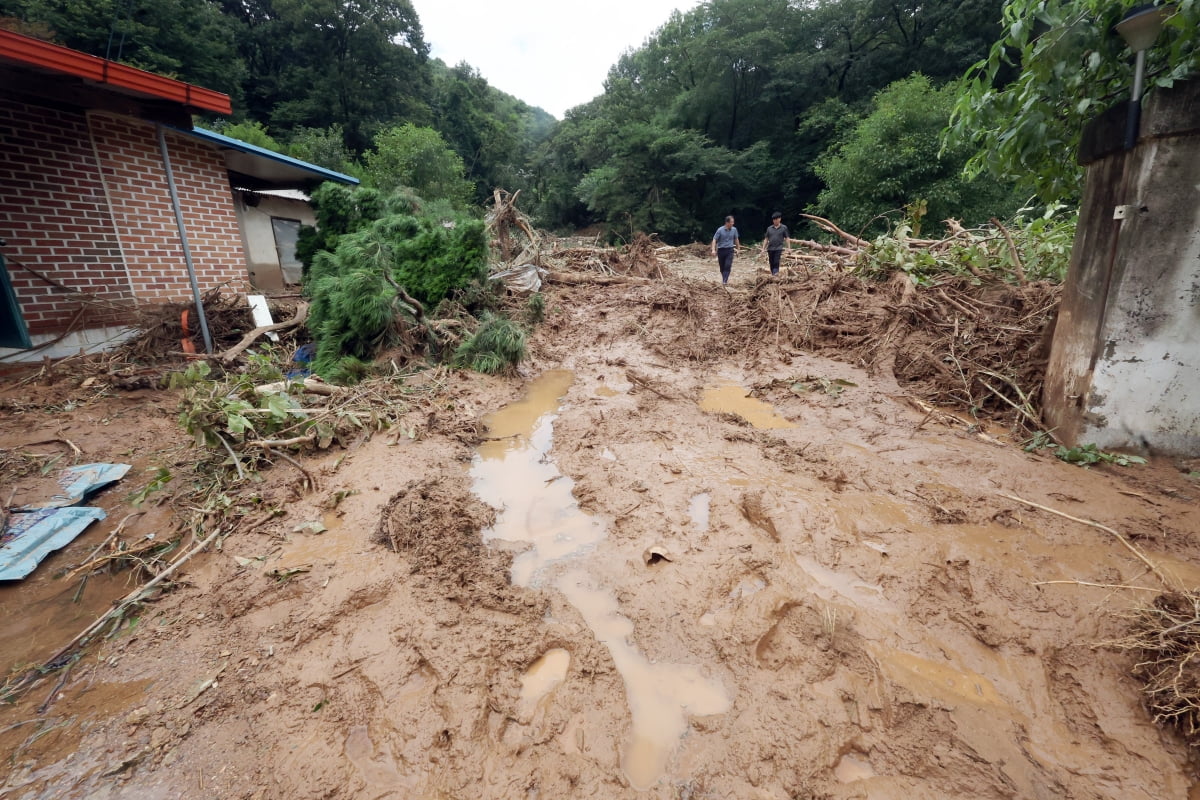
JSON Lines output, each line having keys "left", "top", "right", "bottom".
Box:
{"left": 156, "top": 124, "right": 213, "bottom": 354}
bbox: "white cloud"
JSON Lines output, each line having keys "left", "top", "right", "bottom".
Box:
{"left": 412, "top": 0, "right": 702, "bottom": 118}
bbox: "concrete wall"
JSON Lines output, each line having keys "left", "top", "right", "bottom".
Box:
{"left": 1044, "top": 79, "right": 1200, "bottom": 456}
{"left": 233, "top": 191, "right": 314, "bottom": 292}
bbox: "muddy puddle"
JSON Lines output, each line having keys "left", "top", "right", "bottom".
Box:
{"left": 472, "top": 370, "right": 730, "bottom": 789}
{"left": 0, "top": 503, "right": 175, "bottom": 677}
{"left": 699, "top": 383, "right": 794, "bottom": 429}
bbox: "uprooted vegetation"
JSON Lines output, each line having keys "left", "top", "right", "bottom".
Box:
{"left": 6, "top": 204, "right": 1200, "bottom": 793}
{"left": 1108, "top": 590, "right": 1200, "bottom": 748}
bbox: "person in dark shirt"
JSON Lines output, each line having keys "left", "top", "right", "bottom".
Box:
{"left": 711, "top": 216, "right": 740, "bottom": 285}
{"left": 760, "top": 212, "right": 790, "bottom": 276}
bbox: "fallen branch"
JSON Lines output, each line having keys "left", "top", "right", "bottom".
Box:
{"left": 216, "top": 302, "right": 309, "bottom": 365}
{"left": 255, "top": 378, "right": 342, "bottom": 397}
{"left": 246, "top": 433, "right": 318, "bottom": 448}
{"left": 625, "top": 369, "right": 679, "bottom": 400}
{"left": 546, "top": 271, "right": 653, "bottom": 286}
{"left": 990, "top": 218, "right": 1028, "bottom": 286}
{"left": 799, "top": 213, "right": 870, "bottom": 248}
{"left": 17, "top": 437, "right": 82, "bottom": 457}
{"left": 999, "top": 492, "right": 1175, "bottom": 589}
{"left": 5, "top": 528, "right": 222, "bottom": 698}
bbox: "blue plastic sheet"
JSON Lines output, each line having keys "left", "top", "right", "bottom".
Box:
{"left": 0, "top": 506, "right": 107, "bottom": 580}
{"left": 17, "top": 463, "right": 131, "bottom": 510}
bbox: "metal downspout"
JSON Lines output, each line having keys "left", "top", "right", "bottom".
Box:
{"left": 156, "top": 124, "right": 213, "bottom": 354}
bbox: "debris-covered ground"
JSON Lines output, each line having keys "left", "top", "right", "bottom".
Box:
{"left": 2, "top": 250, "right": 1199, "bottom": 799}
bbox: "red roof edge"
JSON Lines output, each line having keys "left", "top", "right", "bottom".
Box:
{"left": 0, "top": 29, "right": 232, "bottom": 116}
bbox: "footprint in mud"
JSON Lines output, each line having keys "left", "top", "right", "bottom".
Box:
{"left": 344, "top": 726, "right": 410, "bottom": 791}
{"left": 754, "top": 601, "right": 840, "bottom": 680}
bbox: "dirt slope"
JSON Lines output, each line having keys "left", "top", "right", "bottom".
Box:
{"left": 2, "top": 263, "right": 1199, "bottom": 799}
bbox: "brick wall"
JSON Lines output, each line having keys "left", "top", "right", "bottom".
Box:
{"left": 0, "top": 97, "right": 250, "bottom": 339}
{"left": 88, "top": 113, "right": 248, "bottom": 303}
{"left": 0, "top": 96, "right": 133, "bottom": 335}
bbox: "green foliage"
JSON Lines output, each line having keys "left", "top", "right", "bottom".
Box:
{"left": 229, "top": 0, "right": 431, "bottom": 150}
{"left": 574, "top": 122, "right": 771, "bottom": 243}
{"left": 284, "top": 124, "right": 359, "bottom": 176}
{"left": 212, "top": 120, "right": 283, "bottom": 152}
{"left": 526, "top": 292, "right": 546, "bottom": 325}
{"left": 948, "top": 1, "right": 1200, "bottom": 202}
{"left": 453, "top": 314, "right": 526, "bottom": 374}
{"left": 857, "top": 205, "right": 1077, "bottom": 285}
{"left": 167, "top": 360, "right": 213, "bottom": 389}
{"left": 305, "top": 204, "right": 487, "bottom": 379}
{"left": 178, "top": 370, "right": 313, "bottom": 451}
{"left": 1053, "top": 443, "right": 1147, "bottom": 468}
{"left": 813, "top": 75, "right": 1022, "bottom": 237}
{"left": 321, "top": 356, "right": 376, "bottom": 386}
{"left": 128, "top": 466, "right": 173, "bottom": 507}
{"left": 2, "top": 0, "right": 246, "bottom": 99}
{"left": 296, "top": 184, "right": 391, "bottom": 275}
{"left": 430, "top": 61, "right": 555, "bottom": 204}
{"left": 363, "top": 124, "right": 472, "bottom": 206}
{"left": 532, "top": 0, "right": 1008, "bottom": 235}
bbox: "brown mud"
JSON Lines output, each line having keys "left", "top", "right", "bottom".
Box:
{"left": 2, "top": 254, "right": 1199, "bottom": 799}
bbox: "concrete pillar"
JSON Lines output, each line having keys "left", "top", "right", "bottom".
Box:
{"left": 1044, "top": 79, "right": 1200, "bottom": 457}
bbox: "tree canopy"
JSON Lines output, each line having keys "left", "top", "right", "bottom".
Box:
{"left": 4, "top": 0, "right": 1189, "bottom": 244}
{"left": 947, "top": 0, "right": 1200, "bottom": 201}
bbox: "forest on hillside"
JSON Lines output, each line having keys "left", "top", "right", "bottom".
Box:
{"left": 2, "top": 0, "right": 1197, "bottom": 241}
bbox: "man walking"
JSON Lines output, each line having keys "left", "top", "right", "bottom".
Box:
{"left": 760, "top": 212, "right": 790, "bottom": 276}
{"left": 711, "top": 215, "right": 740, "bottom": 285}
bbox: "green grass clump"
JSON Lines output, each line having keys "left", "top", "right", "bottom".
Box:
{"left": 454, "top": 314, "right": 526, "bottom": 374}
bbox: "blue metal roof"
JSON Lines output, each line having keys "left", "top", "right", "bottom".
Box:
{"left": 180, "top": 126, "right": 359, "bottom": 188}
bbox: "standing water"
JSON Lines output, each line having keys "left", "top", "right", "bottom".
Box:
{"left": 470, "top": 371, "right": 730, "bottom": 790}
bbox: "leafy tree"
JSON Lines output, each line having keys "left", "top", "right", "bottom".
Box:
{"left": 363, "top": 124, "right": 472, "bottom": 206}
{"left": 220, "top": 0, "right": 431, "bottom": 150}
{"left": 296, "top": 183, "right": 393, "bottom": 276}
{"left": 2, "top": 0, "right": 245, "bottom": 99}
{"left": 533, "top": 0, "right": 1008, "bottom": 237}
{"left": 947, "top": 0, "right": 1199, "bottom": 202}
{"left": 284, "top": 124, "right": 360, "bottom": 176}
{"left": 577, "top": 122, "right": 770, "bottom": 242}
{"left": 813, "top": 75, "right": 1021, "bottom": 236}
{"left": 212, "top": 119, "right": 282, "bottom": 151}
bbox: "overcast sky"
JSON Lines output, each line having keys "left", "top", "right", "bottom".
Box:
{"left": 412, "top": 0, "right": 703, "bottom": 119}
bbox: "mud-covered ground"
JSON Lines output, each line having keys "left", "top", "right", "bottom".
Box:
{"left": 2, "top": 254, "right": 1199, "bottom": 799}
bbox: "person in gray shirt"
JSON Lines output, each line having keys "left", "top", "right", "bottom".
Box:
{"left": 711, "top": 215, "right": 740, "bottom": 285}
{"left": 760, "top": 211, "right": 790, "bottom": 275}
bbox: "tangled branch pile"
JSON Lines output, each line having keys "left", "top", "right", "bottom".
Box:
{"left": 786, "top": 212, "right": 1073, "bottom": 286}
{"left": 544, "top": 233, "right": 669, "bottom": 279}
{"left": 486, "top": 188, "right": 541, "bottom": 267}
{"left": 725, "top": 271, "right": 1059, "bottom": 431}
{"left": 116, "top": 287, "right": 256, "bottom": 362}
{"left": 1108, "top": 591, "right": 1200, "bottom": 747}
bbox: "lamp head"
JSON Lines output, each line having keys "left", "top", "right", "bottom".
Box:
{"left": 1115, "top": 4, "right": 1170, "bottom": 52}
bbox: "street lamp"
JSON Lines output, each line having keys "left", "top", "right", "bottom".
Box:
{"left": 1115, "top": 4, "right": 1171, "bottom": 150}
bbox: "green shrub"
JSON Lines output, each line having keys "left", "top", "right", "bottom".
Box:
{"left": 454, "top": 314, "right": 526, "bottom": 374}
{"left": 526, "top": 292, "right": 546, "bottom": 325}
{"left": 304, "top": 203, "right": 488, "bottom": 381}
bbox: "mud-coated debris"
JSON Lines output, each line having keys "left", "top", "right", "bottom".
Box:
{"left": 739, "top": 491, "right": 780, "bottom": 541}
{"left": 102, "top": 748, "right": 149, "bottom": 777}
{"left": 643, "top": 546, "right": 675, "bottom": 565}
{"left": 124, "top": 706, "right": 150, "bottom": 727}
{"left": 149, "top": 727, "right": 171, "bottom": 749}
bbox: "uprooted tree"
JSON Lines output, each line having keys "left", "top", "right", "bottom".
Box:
{"left": 301, "top": 186, "right": 543, "bottom": 382}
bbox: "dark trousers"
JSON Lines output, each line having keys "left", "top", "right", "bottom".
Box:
{"left": 768, "top": 249, "right": 782, "bottom": 274}
{"left": 716, "top": 247, "right": 734, "bottom": 283}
